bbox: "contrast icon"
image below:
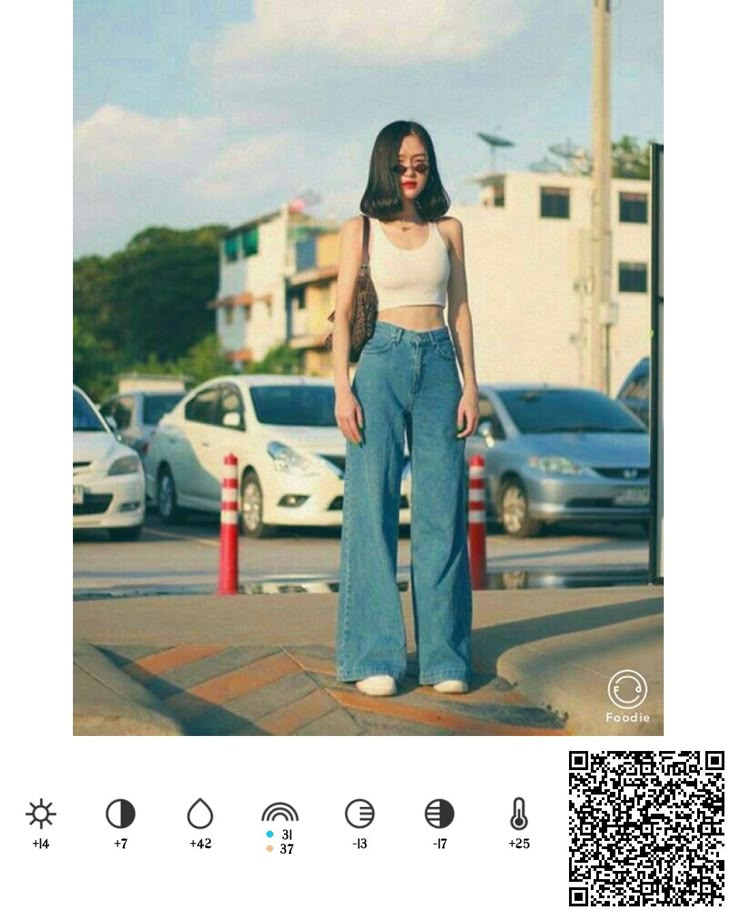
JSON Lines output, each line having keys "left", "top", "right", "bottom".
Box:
{"left": 261, "top": 802, "right": 299, "bottom": 822}
{"left": 607, "top": 669, "right": 648, "bottom": 709}
{"left": 424, "top": 799, "right": 454, "bottom": 829}
{"left": 345, "top": 799, "right": 375, "bottom": 829}
{"left": 187, "top": 798, "right": 214, "bottom": 829}
{"left": 106, "top": 799, "right": 136, "bottom": 829}
{"left": 26, "top": 799, "right": 56, "bottom": 829}
{"left": 510, "top": 797, "right": 528, "bottom": 831}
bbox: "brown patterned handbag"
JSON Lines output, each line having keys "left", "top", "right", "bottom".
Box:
{"left": 325, "top": 214, "right": 378, "bottom": 363}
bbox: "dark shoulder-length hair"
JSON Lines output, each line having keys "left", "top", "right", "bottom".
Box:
{"left": 359, "top": 120, "right": 450, "bottom": 222}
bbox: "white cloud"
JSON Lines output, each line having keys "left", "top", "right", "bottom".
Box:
{"left": 205, "top": 0, "right": 525, "bottom": 68}
{"left": 74, "top": 105, "right": 224, "bottom": 178}
{"left": 73, "top": 105, "right": 310, "bottom": 254}
{"left": 184, "top": 133, "right": 305, "bottom": 203}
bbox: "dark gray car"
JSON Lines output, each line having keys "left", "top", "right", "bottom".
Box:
{"left": 616, "top": 356, "right": 649, "bottom": 427}
{"left": 465, "top": 384, "right": 650, "bottom": 537}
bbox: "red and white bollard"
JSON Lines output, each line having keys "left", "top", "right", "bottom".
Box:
{"left": 467, "top": 454, "right": 488, "bottom": 589}
{"left": 217, "top": 454, "right": 239, "bottom": 595}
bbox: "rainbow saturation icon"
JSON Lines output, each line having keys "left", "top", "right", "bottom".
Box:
{"left": 261, "top": 802, "right": 299, "bottom": 822}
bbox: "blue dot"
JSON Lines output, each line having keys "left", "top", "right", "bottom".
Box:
{"left": 266, "top": 830, "right": 274, "bottom": 838}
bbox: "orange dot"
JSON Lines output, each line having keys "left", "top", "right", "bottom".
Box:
{"left": 266, "top": 845, "right": 273, "bottom": 852}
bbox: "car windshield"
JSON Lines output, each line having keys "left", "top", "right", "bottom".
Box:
{"left": 498, "top": 388, "right": 646, "bottom": 434}
{"left": 250, "top": 385, "right": 336, "bottom": 426}
{"left": 143, "top": 393, "right": 183, "bottom": 425}
{"left": 73, "top": 390, "right": 106, "bottom": 432}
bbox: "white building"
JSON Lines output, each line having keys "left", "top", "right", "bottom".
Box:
{"left": 454, "top": 170, "right": 650, "bottom": 392}
{"left": 212, "top": 171, "right": 651, "bottom": 393}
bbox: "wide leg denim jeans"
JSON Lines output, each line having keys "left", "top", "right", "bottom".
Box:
{"left": 337, "top": 320, "right": 473, "bottom": 685}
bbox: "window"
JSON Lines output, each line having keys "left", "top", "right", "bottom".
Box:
{"left": 110, "top": 397, "right": 134, "bottom": 431}
{"left": 241, "top": 226, "right": 259, "bottom": 257}
{"left": 498, "top": 387, "right": 645, "bottom": 434}
{"left": 621, "top": 372, "right": 649, "bottom": 402}
{"left": 218, "top": 387, "right": 245, "bottom": 429}
{"left": 143, "top": 394, "right": 182, "bottom": 425}
{"left": 478, "top": 396, "right": 506, "bottom": 440}
{"left": 540, "top": 187, "right": 570, "bottom": 219}
{"left": 185, "top": 388, "right": 220, "bottom": 425}
{"left": 73, "top": 390, "right": 105, "bottom": 432}
{"left": 224, "top": 306, "right": 234, "bottom": 325}
{"left": 619, "top": 262, "right": 648, "bottom": 293}
{"left": 619, "top": 192, "right": 648, "bottom": 223}
{"left": 296, "top": 236, "right": 317, "bottom": 272}
{"left": 223, "top": 234, "right": 239, "bottom": 263}
{"left": 249, "top": 385, "right": 336, "bottom": 426}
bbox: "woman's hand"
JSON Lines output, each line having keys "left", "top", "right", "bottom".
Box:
{"left": 456, "top": 385, "right": 479, "bottom": 439}
{"left": 335, "top": 386, "right": 364, "bottom": 445}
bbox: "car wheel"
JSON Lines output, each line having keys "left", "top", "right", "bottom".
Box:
{"left": 499, "top": 479, "right": 541, "bottom": 538}
{"left": 158, "top": 466, "right": 184, "bottom": 524}
{"left": 240, "top": 472, "right": 277, "bottom": 538}
{"left": 108, "top": 526, "right": 142, "bottom": 541}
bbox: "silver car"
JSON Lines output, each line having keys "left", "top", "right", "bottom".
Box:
{"left": 465, "top": 384, "right": 650, "bottom": 537}
{"left": 100, "top": 390, "right": 185, "bottom": 458}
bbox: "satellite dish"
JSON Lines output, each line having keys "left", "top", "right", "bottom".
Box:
{"left": 548, "top": 138, "right": 591, "bottom": 175}
{"left": 477, "top": 132, "right": 515, "bottom": 148}
{"left": 477, "top": 130, "right": 515, "bottom": 171}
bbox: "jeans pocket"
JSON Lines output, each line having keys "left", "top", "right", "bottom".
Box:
{"left": 362, "top": 335, "right": 393, "bottom": 355}
{"left": 435, "top": 338, "right": 456, "bottom": 361}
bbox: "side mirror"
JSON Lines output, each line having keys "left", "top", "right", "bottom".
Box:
{"left": 222, "top": 411, "right": 243, "bottom": 429}
{"left": 106, "top": 416, "right": 118, "bottom": 432}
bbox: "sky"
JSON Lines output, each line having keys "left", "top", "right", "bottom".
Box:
{"left": 73, "top": 0, "right": 663, "bottom": 258}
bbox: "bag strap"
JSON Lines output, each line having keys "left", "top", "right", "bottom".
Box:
{"left": 360, "top": 214, "right": 370, "bottom": 268}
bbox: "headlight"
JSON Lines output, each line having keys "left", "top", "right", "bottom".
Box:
{"left": 108, "top": 455, "right": 141, "bottom": 476}
{"left": 267, "top": 441, "right": 319, "bottom": 476}
{"left": 528, "top": 455, "right": 584, "bottom": 475}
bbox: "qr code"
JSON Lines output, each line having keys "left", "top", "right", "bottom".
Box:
{"left": 569, "top": 751, "right": 725, "bottom": 907}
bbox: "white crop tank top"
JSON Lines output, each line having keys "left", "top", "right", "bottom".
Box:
{"left": 367, "top": 217, "right": 451, "bottom": 311}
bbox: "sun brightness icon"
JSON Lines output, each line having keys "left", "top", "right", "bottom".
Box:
{"left": 26, "top": 799, "right": 56, "bottom": 829}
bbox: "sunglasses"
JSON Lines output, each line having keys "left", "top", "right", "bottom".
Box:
{"left": 390, "top": 163, "right": 429, "bottom": 176}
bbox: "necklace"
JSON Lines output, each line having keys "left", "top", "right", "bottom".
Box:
{"left": 393, "top": 218, "right": 425, "bottom": 232}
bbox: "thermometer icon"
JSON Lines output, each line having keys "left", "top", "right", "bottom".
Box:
{"left": 510, "top": 797, "right": 528, "bottom": 831}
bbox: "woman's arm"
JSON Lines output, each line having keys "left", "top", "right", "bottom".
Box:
{"left": 331, "top": 216, "right": 364, "bottom": 444}
{"left": 444, "top": 217, "right": 479, "bottom": 396}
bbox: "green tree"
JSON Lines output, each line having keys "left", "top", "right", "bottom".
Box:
{"left": 105, "top": 225, "right": 226, "bottom": 365}
{"left": 612, "top": 135, "right": 659, "bottom": 179}
{"left": 74, "top": 224, "right": 227, "bottom": 398}
{"left": 246, "top": 341, "right": 305, "bottom": 375}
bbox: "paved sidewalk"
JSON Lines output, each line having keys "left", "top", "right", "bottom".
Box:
{"left": 73, "top": 584, "right": 663, "bottom": 736}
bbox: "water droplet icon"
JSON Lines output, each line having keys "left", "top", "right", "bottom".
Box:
{"left": 187, "top": 798, "right": 214, "bottom": 829}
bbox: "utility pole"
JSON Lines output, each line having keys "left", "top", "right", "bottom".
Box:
{"left": 590, "top": 0, "right": 612, "bottom": 392}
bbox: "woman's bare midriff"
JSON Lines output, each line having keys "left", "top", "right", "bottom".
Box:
{"left": 376, "top": 305, "right": 446, "bottom": 331}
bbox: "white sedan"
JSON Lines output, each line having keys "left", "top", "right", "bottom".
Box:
{"left": 145, "top": 375, "right": 411, "bottom": 537}
{"left": 73, "top": 385, "right": 145, "bottom": 540}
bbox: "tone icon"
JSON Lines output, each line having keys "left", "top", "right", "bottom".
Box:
{"left": 106, "top": 799, "right": 136, "bottom": 829}
{"left": 424, "top": 799, "right": 454, "bottom": 829}
{"left": 345, "top": 799, "right": 375, "bottom": 829}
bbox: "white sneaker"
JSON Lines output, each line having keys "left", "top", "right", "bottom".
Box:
{"left": 433, "top": 680, "right": 469, "bottom": 694}
{"left": 356, "top": 675, "right": 397, "bottom": 696}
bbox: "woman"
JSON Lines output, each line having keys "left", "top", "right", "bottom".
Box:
{"left": 332, "top": 120, "right": 480, "bottom": 697}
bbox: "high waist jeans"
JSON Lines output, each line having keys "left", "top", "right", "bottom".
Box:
{"left": 337, "top": 320, "right": 473, "bottom": 685}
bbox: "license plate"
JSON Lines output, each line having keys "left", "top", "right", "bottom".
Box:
{"left": 73, "top": 484, "right": 85, "bottom": 505}
{"left": 613, "top": 487, "right": 649, "bottom": 506}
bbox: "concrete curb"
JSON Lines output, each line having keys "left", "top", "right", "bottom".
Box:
{"left": 73, "top": 642, "right": 183, "bottom": 736}
{"left": 498, "top": 612, "right": 664, "bottom": 736}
